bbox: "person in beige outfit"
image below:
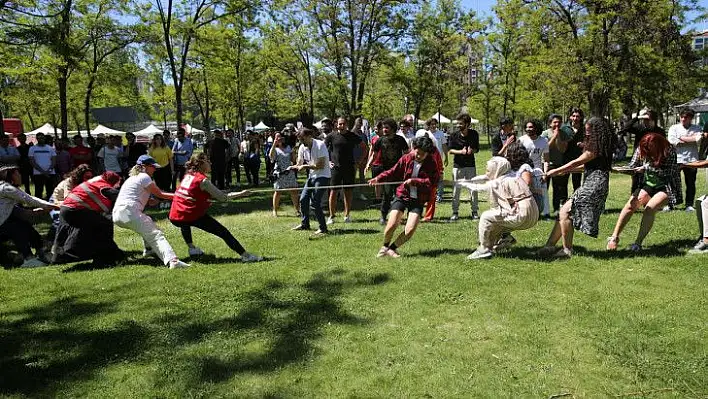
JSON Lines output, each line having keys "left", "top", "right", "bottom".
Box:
{"left": 459, "top": 157, "right": 539, "bottom": 260}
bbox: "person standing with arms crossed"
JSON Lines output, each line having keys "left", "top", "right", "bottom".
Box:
{"left": 325, "top": 117, "right": 363, "bottom": 224}
{"left": 448, "top": 113, "right": 480, "bottom": 221}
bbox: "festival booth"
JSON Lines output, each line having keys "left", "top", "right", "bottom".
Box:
{"left": 253, "top": 121, "right": 270, "bottom": 131}
{"left": 133, "top": 124, "right": 163, "bottom": 143}
{"left": 92, "top": 124, "right": 126, "bottom": 136}
{"left": 675, "top": 91, "right": 708, "bottom": 126}
{"left": 25, "top": 123, "right": 62, "bottom": 136}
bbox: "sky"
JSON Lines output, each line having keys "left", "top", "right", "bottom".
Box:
{"left": 460, "top": 0, "right": 497, "bottom": 17}
{"left": 459, "top": 0, "right": 707, "bottom": 31}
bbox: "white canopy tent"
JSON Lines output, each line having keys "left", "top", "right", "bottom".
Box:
{"left": 134, "top": 124, "right": 163, "bottom": 136}
{"left": 429, "top": 113, "right": 451, "bottom": 124}
{"left": 254, "top": 121, "right": 270, "bottom": 131}
{"left": 183, "top": 124, "right": 205, "bottom": 135}
{"left": 25, "top": 123, "right": 62, "bottom": 136}
{"left": 92, "top": 124, "right": 125, "bottom": 135}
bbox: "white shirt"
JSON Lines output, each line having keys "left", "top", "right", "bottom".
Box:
{"left": 114, "top": 172, "right": 153, "bottom": 210}
{"left": 98, "top": 146, "right": 123, "bottom": 172}
{"left": 28, "top": 144, "right": 56, "bottom": 175}
{"left": 519, "top": 135, "right": 549, "bottom": 170}
{"left": 410, "top": 161, "right": 422, "bottom": 199}
{"left": 668, "top": 123, "right": 701, "bottom": 164}
{"left": 305, "top": 139, "right": 331, "bottom": 179}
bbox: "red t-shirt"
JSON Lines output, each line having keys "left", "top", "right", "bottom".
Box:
{"left": 69, "top": 146, "right": 93, "bottom": 168}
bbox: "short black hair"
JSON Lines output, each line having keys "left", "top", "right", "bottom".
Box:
{"left": 456, "top": 113, "right": 472, "bottom": 125}
{"left": 567, "top": 107, "right": 584, "bottom": 120}
{"left": 412, "top": 136, "right": 435, "bottom": 154}
{"left": 505, "top": 142, "right": 531, "bottom": 171}
{"left": 298, "top": 127, "right": 315, "bottom": 137}
{"left": 680, "top": 108, "right": 695, "bottom": 118}
{"left": 382, "top": 118, "right": 398, "bottom": 132}
{"left": 499, "top": 116, "right": 513, "bottom": 127}
{"left": 548, "top": 114, "right": 562, "bottom": 124}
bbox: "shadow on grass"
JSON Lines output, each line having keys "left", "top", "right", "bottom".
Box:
{"left": 0, "top": 296, "right": 148, "bottom": 397}
{"left": 498, "top": 239, "right": 696, "bottom": 261}
{"left": 61, "top": 250, "right": 144, "bottom": 273}
{"left": 328, "top": 228, "right": 380, "bottom": 236}
{"left": 171, "top": 269, "right": 391, "bottom": 384}
{"left": 416, "top": 248, "right": 471, "bottom": 257}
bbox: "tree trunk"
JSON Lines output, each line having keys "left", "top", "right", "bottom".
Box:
{"left": 26, "top": 107, "right": 35, "bottom": 130}
{"left": 58, "top": 71, "right": 69, "bottom": 138}
{"left": 85, "top": 76, "right": 96, "bottom": 136}
{"left": 203, "top": 69, "right": 210, "bottom": 131}
{"left": 0, "top": 107, "right": 4, "bottom": 135}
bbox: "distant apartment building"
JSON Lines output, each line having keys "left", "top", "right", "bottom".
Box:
{"left": 693, "top": 30, "right": 708, "bottom": 66}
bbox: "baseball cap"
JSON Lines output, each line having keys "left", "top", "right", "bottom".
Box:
{"left": 137, "top": 155, "right": 160, "bottom": 167}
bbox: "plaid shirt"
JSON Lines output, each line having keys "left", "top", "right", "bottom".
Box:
{"left": 628, "top": 145, "right": 683, "bottom": 206}
{"left": 376, "top": 152, "right": 440, "bottom": 203}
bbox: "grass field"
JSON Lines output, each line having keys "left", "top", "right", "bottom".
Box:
{"left": 1, "top": 147, "right": 707, "bottom": 398}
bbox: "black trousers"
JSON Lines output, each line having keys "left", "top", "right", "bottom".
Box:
{"left": 32, "top": 174, "right": 55, "bottom": 200}
{"left": 549, "top": 174, "right": 569, "bottom": 213}
{"left": 170, "top": 214, "right": 246, "bottom": 255}
{"left": 244, "top": 156, "right": 260, "bottom": 186}
{"left": 21, "top": 168, "right": 31, "bottom": 193}
{"left": 0, "top": 211, "right": 43, "bottom": 258}
{"left": 211, "top": 163, "right": 226, "bottom": 189}
{"left": 373, "top": 166, "right": 394, "bottom": 219}
{"left": 171, "top": 164, "right": 186, "bottom": 191}
{"left": 571, "top": 172, "right": 582, "bottom": 191}
{"left": 226, "top": 158, "right": 241, "bottom": 185}
{"left": 683, "top": 167, "right": 697, "bottom": 206}
{"left": 154, "top": 166, "right": 172, "bottom": 191}
{"left": 59, "top": 207, "right": 123, "bottom": 264}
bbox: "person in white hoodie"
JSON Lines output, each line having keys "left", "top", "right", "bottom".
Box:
{"left": 112, "top": 155, "right": 189, "bottom": 269}
{"left": 0, "top": 165, "right": 58, "bottom": 267}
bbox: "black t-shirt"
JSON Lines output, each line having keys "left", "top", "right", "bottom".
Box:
{"left": 448, "top": 130, "right": 479, "bottom": 168}
{"left": 325, "top": 131, "right": 362, "bottom": 167}
{"left": 373, "top": 135, "right": 409, "bottom": 169}
{"left": 127, "top": 143, "right": 147, "bottom": 167}
{"left": 209, "top": 138, "right": 230, "bottom": 165}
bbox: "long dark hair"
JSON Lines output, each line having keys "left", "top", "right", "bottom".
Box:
{"left": 584, "top": 117, "right": 616, "bottom": 161}
{"left": 150, "top": 133, "right": 166, "bottom": 150}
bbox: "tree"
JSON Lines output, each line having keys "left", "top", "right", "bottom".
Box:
{"left": 301, "top": 0, "right": 414, "bottom": 119}
{"left": 149, "top": 0, "right": 253, "bottom": 128}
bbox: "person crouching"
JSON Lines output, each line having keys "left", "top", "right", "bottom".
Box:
{"left": 369, "top": 136, "right": 440, "bottom": 258}
{"left": 55, "top": 171, "right": 124, "bottom": 266}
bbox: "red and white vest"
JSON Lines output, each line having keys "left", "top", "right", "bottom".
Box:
{"left": 63, "top": 176, "right": 115, "bottom": 213}
{"left": 169, "top": 172, "right": 212, "bottom": 222}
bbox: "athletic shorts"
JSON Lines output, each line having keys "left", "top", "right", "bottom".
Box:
{"left": 331, "top": 166, "right": 356, "bottom": 186}
{"left": 633, "top": 185, "right": 666, "bottom": 198}
{"left": 390, "top": 196, "right": 424, "bottom": 215}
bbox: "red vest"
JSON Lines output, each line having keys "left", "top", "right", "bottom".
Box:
{"left": 63, "top": 177, "right": 114, "bottom": 213}
{"left": 169, "top": 172, "right": 212, "bottom": 222}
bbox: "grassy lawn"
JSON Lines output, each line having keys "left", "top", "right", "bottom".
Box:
{"left": 1, "top": 147, "right": 706, "bottom": 398}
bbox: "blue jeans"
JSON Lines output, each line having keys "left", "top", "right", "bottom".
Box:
{"left": 300, "top": 176, "right": 330, "bottom": 231}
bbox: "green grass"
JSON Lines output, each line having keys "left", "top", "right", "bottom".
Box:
{"left": 1, "top": 149, "right": 707, "bottom": 398}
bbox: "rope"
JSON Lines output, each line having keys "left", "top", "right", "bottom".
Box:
{"left": 244, "top": 178, "right": 486, "bottom": 194}
{"left": 247, "top": 180, "right": 407, "bottom": 193}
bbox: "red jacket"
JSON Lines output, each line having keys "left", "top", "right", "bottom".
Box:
{"left": 169, "top": 172, "right": 212, "bottom": 222}
{"left": 376, "top": 151, "right": 440, "bottom": 203}
{"left": 62, "top": 177, "right": 115, "bottom": 213}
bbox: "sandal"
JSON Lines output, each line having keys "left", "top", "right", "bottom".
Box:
{"left": 606, "top": 236, "right": 619, "bottom": 251}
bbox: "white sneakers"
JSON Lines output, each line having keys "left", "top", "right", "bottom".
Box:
{"left": 21, "top": 257, "right": 48, "bottom": 268}
{"left": 169, "top": 259, "right": 190, "bottom": 269}
{"left": 467, "top": 248, "right": 492, "bottom": 260}
{"left": 344, "top": 215, "right": 352, "bottom": 223}
{"left": 326, "top": 217, "right": 335, "bottom": 225}
{"left": 241, "top": 252, "right": 264, "bottom": 263}
{"left": 188, "top": 247, "right": 205, "bottom": 257}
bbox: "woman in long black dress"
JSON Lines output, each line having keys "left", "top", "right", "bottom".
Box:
{"left": 538, "top": 117, "right": 616, "bottom": 258}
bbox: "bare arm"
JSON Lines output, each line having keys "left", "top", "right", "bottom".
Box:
{"left": 547, "top": 150, "right": 595, "bottom": 177}
{"left": 147, "top": 182, "right": 174, "bottom": 200}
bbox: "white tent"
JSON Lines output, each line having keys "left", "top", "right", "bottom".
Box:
{"left": 183, "top": 124, "right": 205, "bottom": 135}
{"left": 25, "top": 123, "right": 62, "bottom": 136}
{"left": 254, "top": 121, "right": 270, "bottom": 131}
{"left": 134, "top": 124, "right": 163, "bottom": 136}
{"left": 92, "top": 124, "right": 125, "bottom": 135}
{"left": 429, "top": 113, "right": 451, "bottom": 124}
